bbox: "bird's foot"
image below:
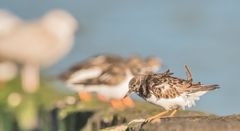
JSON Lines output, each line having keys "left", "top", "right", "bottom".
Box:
{"left": 110, "top": 99, "right": 125, "bottom": 111}
{"left": 78, "top": 92, "right": 92, "bottom": 102}
{"left": 141, "top": 109, "right": 178, "bottom": 126}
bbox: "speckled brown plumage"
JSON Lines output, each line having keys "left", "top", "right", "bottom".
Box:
{"left": 59, "top": 54, "right": 124, "bottom": 81}
{"left": 60, "top": 54, "right": 162, "bottom": 102}
{"left": 60, "top": 54, "right": 161, "bottom": 86}
{"left": 125, "top": 65, "right": 219, "bottom": 123}
{"left": 74, "top": 63, "right": 127, "bottom": 86}
{"left": 127, "top": 66, "right": 219, "bottom": 99}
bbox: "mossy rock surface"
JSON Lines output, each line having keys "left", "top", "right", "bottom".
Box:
{"left": 60, "top": 101, "right": 239, "bottom": 131}
{"left": 99, "top": 106, "right": 240, "bottom": 131}
{"left": 122, "top": 115, "right": 240, "bottom": 131}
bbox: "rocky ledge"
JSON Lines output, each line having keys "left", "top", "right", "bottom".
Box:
{"left": 59, "top": 101, "right": 240, "bottom": 131}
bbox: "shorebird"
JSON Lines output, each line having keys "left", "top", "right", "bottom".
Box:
{"left": 60, "top": 54, "right": 161, "bottom": 109}
{"left": 0, "top": 9, "right": 78, "bottom": 93}
{"left": 124, "top": 65, "right": 219, "bottom": 123}
{"left": 0, "top": 10, "right": 21, "bottom": 85}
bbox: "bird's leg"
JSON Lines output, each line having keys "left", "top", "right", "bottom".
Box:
{"left": 185, "top": 65, "right": 192, "bottom": 82}
{"left": 78, "top": 92, "right": 92, "bottom": 102}
{"left": 21, "top": 64, "right": 39, "bottom": 93}
{"left": 142, "top": 109, "right": 178, "bottom": 126}
{"left": 121, "top": 96, "right": 135, "bottom": 107}
{"left": 110, "top": 99, "right": 125, "bottom": 110}
{"left": 169, "top": 109, "right": 178, "bottom": 117}
{"left": 145, "top": 110, "right": 170, "bottom": 123}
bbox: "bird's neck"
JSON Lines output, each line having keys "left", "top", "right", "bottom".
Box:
{"left": 137, "top": 77, "right": 151, "bottom": 98}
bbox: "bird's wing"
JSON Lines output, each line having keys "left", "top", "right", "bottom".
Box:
{"left": 73, "top": 64, "right": 126, "bottom": 86}
{"left": 147, "top": 67, "right": 193, "bottom": 99}
{"left": 148, "top": 66, "right": 219, "bottom": 99}
{"left": 155, "top": 69, "right": 174, "bottom": 78}
{"left": 59, "top": 55, "right": 123, "bottom": 80}
{"left": 88, "top": 54, "right": 124, "bottom": 65}
{"left": 59, "top": 57, "right": 109, "bottom": 82}
{"left": 149, "top": 75, "right": 219, "bottom": 99}
{"left": 65, "top": 66, "right": 103, "bottom": 84}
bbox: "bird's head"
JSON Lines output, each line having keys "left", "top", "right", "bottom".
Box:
{"left": 127, "top": 56, "right": 161, "bottom": 75}
{"left": 41, "top": 9, "right": 78, "bottom": 41}
{"left": 0, "top": 9, "right": 22, "bottom": 36}
{"left": 145, "top": 56, "right": 161, "bottom": 73}
{"left": 123, "top": 75, "right": 145, "bottom": 98}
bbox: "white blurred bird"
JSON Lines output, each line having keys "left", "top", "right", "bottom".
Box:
{"left": 0, "top": 9, "right": 22, "bottom": 37}
{"left": 0, "top": 9, "right": 21, "bottom": 85}
{"left": 0, "top": 9, "right": 78, "bottom": 93}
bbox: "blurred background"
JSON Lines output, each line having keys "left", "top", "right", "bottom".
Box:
{"left": 0, "top": 0, "right": 239, "bottom": 129}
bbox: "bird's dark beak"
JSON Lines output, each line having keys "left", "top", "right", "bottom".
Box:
{"left": 123, "top": 90, "right": 132, "bottom": 99}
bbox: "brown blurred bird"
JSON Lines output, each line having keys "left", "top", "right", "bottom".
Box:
{"left": 124, "top": 65, "right": 219, "bottom": 123}
{"left": 60, "top": 54, "right": 161, "bottom": 109}
{"left": 0, "top": 9, "right": 78, "bottom": 93}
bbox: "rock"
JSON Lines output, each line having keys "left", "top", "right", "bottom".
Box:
{"left": 101, "top": 115, "right": 240, "bottom": 131}
{"left": 58, "top": 101, "right": 240, "bottom": 131}
{"left": 124, "top": 115, "right": 240, "bottom": 131}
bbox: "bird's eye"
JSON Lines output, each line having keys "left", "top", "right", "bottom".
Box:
{"left": 132, "top": 84, "right": 136, "bottom": 87}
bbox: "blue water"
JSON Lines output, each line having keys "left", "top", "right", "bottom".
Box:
{"left": 1, "top": 0, "right": 240, "bottom": 115}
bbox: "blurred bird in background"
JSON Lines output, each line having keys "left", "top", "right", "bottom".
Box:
{"left": 0, "top": 9, "right": 21, "bottom": 85}
{"left": 0, "top": 9, "right": 78, "bottom": 93}
{"left": 60, "top": 54, "right": 161, "bottom": 110}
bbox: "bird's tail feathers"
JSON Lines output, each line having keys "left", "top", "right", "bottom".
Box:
{"left": 192, "top": 84, "right": 220, "bottom": 92}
